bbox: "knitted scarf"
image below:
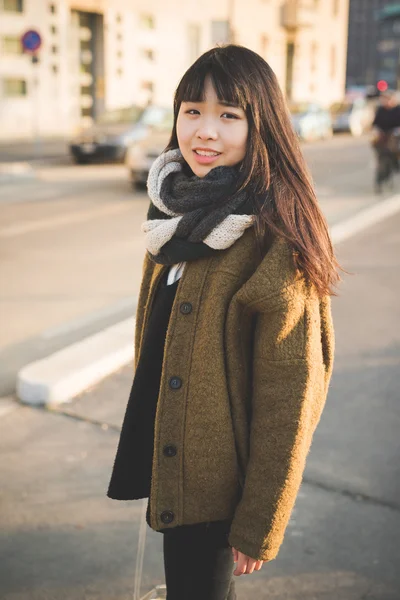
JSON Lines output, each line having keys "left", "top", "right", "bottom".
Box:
{"left": 142, "top": 149, "right": 255, "bottom": 265}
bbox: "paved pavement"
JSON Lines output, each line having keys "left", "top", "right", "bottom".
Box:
{"left": 0, "top": 210, "right": 399, "bottom": 599}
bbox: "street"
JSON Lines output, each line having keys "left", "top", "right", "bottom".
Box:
{"left": 0, "top": 135, "right": 388, "bottom": 398}
{"left": 0, "top": 134, "right": 399, "bottom": 599}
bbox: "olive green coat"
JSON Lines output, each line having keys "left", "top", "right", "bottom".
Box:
{"left": 135, "top": 228, "right": 334, "bottom": 562}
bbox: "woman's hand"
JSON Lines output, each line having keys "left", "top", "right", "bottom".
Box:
{"left": 231, "top": 547, "right": 264, "bottom": 576}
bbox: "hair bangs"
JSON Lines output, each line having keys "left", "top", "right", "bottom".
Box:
{"left": 175, "top": 58, "right": 248, "bottom": 112}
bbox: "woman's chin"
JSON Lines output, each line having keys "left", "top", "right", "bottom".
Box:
{"left": 186, "top": 161, "right": 217, "bottom": 178}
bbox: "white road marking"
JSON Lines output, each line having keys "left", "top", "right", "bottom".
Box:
{"left": 0, "top": 202, "right": 133, "bottom": 237}
{"left": 331, "top": 193, "right": 400, "bottom": 244}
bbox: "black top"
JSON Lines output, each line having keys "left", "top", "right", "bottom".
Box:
{"left": 108, "top": 269, "right": 179, "bottom": 500}
{"left": 373, "top": 105, "right": 400, "bottom": 132}
{"left": 108, "top": 267, "right": 232, "bottom": 535}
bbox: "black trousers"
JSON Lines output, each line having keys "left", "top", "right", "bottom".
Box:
{"left": 162, "top": 521, "right": 237, "bottom": 600}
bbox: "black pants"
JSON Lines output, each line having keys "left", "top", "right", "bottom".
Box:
{"left": 162, "top": 521, "right": 236, "bottom": 600}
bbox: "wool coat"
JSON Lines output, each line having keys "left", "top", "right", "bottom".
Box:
{"left": 134, "top": 228, "right": 334, "bottom": 562}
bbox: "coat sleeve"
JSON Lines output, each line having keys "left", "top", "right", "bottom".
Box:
{"left": 228, "top": 285, "right": 334, "bottom": 562}
{"left": 134, "top": 253, "right": 154, "bottom": 370}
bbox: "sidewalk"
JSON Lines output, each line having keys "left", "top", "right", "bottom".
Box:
{"left": 0, "top": 138, "right": 71, "bottom": 184}
{"left": 0, "top": 210, "right": 399, "bottom": 599}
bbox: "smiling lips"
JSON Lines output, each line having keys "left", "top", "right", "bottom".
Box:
{"left": 192, "top": 147, "right": 222, "bottom": 165}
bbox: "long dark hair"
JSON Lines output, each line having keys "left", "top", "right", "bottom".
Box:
{"left": 166, "top": 44, "right": 341, "bottom": 297}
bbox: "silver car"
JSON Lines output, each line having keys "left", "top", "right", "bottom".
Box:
{"left": 290, "top": 102, "right": 333, "bottom": 141}
{"left": 126, "top": 110, "right": 173, "bottom": 189}
{"left": 330, "top": 98, "right": 375, "bottom": 136}
{"left": 70, "top": 105, "right": 172, "bottom": 165}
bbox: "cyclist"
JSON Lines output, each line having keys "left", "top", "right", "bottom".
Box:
{"left": 371, "top": 90, "right": 400, "bottom": 192}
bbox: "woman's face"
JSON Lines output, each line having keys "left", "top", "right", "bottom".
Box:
{"left": 176, "top": 77, "right": 248, "bottom": 178}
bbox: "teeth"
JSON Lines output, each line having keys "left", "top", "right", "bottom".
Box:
{"left": 195, "top": 150, "right": 220, "bottom": 156}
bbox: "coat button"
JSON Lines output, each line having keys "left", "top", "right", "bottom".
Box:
{"left": 160, "top": 510, "right": 175, "bottom": 524}
{"left": 180, "top": 302, "right": 192, "bottom": 315}
{"left": 163, "top": 444, "right": 177, "bottom": 457}
{"left": 169, "top": 376, "right": 182, "bottom": 390}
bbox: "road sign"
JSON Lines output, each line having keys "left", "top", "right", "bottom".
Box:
{"left": 21, "top": 30, "right": 42, "bottom": 53}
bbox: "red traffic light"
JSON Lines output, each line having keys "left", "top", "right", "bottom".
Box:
{"left": 377, "top": 80, "right": 388, "bottom": 92}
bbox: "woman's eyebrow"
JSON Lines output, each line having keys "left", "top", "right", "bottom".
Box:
{"left": 218, "top": 101, "right": 241, "bottom": 109}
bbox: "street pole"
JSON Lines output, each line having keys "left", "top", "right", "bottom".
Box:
{"left": 31, "top": 54, "right": 41, "bottom": 159}
{"left": 21, "top": 30, "right": 42, "bottom": 159}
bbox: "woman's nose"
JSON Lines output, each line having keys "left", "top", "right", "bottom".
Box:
{"left": 196, "top": 121, "right": 218, "bottom": 140}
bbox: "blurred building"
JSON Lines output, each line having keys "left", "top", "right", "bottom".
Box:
{"left": 346, "top": 0, "right": 399, "bottom": 89}
{"left": 0, "top": 0, "right": 349, "bottom": 140}
{"left": 376, "top": 3, "right": 400, "bottom": 90}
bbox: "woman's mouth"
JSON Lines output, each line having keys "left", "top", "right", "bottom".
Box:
{"left": 192, "top": 149, "right": 222, "bottom": 165}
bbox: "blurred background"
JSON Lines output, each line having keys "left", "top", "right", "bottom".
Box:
{"left": 0, "top": 1, "right": 400, "bottom": 599}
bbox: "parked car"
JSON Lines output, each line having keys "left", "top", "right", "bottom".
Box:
{"left": 126, "top": 110, "right": 173, "bottom": 189}
{"left": 69, "top": 105, "right": 172, "bottom": 164}
{"left": 289, "top": 102, "right": 333, "bottom": 141}
{"left": 330, "top": 98, "right": 375, "bottom": 136}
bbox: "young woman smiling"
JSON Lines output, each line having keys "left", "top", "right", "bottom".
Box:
{"left": 108, "top": 44, "right": 338, "bottom": 600}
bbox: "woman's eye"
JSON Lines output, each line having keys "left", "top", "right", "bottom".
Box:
{"left": 186, "top": 109, "right": 200, "bottom": 115}
{"left": 222, "top": 113, "right": 239, "bottom": 119}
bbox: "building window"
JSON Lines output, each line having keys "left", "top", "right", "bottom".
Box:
{"left": 211, "top": 20, "right": 230, "bottom": 45}
{"left": 139, "top": 14, "right": 155, "bottom": 29}
{"left": 330, "top": 45, "right": 336, "bottom": 78}
{"left": 2, "top": 0, "right": 23, "bottom": 11}
{"left": 187, "top": 23, "right": 200, "bottom": 63}
{"left": 51, "top": 64, "right": 58, "bottom": 74}
{"left": 50, "top": 25, "right": 57, "bottom": 34}
{"left": 117, "top": 68, "right": 123, "bottom": 77}
{"left": 3, "top": 77, "right": 27, "bottom": 97}
{"left": 310, "top": 41, "right": 318, "bottom": 72}
{"left": 116, "top": 33, "right": 123, "bottom": 41}
{"left": 333, "top": 0, "right": 339, "bottom": 16}
{"left": 116, "top": 13, "right": 122, "bottom": 23}
{"left": 2, "top": 35, "right": 23, "bottom": 55}
{"left": 285, "top": 42, "right": 295, "bottom": 100}
{"left": 141, "top": 80, "right": 154, "bottom": 92}
{"left": 49, "top": 3, "right": 56, "bottom": 13}
{"left": 117, "top": 50, "right": 123, "bottom": 59}
{"left": 51, "top": 44, "right": 58, "bottom": 54}
{"left": 141, "top": 48, "right": 154, "bottom": 60}
{"left": 260, "top": 34, "right": 269, "bottom": 58}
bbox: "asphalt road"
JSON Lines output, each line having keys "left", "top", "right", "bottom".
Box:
{"left": 0, "top": 197, "right": 399, "bottom": 599}
{"left": 0, "top": 135, "right": 393, "bottom": 399}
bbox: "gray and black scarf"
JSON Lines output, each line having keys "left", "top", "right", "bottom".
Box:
{"left": 142, "top": 149, "right": 256, "bottom": 265}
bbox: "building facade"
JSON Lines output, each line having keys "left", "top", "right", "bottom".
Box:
{"left": 377, "top": 3, "right": 400, "bottom": 90}
{"left": 346, "top": 0, "right": 399, "bottom": 89}
{"left": 0, "top": 0, "right": 349, "bottom": 140}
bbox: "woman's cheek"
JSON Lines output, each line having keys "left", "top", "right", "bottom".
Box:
{"left": 177, "top": 127, "right": 189, "bottom": 155}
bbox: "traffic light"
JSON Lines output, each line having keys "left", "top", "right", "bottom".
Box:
{"left": 377, "top": 80, "right": 388, "bottom": 92}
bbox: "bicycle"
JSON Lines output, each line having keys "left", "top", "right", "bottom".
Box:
{"left": 371, "top": 128, "right": 400, "bottom": 194}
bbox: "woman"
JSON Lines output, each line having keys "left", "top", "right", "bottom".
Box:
{"left": 108, "top": 44, "right": 339, "bottom": 599}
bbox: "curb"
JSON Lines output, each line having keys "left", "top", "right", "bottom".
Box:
{"left": 17, "top": 318, "right": 135, "bottom": 406}
{"left": 15, "top": 192, "right": 400, "bottom": 409}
